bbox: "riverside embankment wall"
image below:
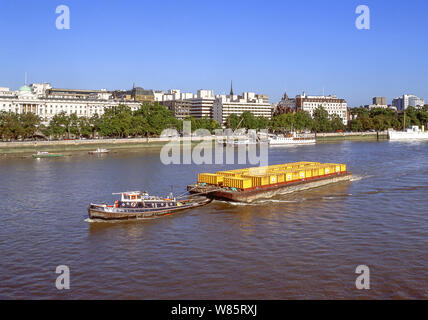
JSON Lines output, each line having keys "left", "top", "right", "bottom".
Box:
{"left": 0, "top": 132, "right": 389, "bottom": 154}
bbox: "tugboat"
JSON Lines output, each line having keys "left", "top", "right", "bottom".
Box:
{"left": 88, "top": 191, "right": 212, "bottom": 220}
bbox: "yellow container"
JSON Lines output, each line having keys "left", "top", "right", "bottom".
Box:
{"left": 277, "top": 174, "right": 285, "bottom": 183}
{"left": 312, "top": 168, "right": 319, "bottom": 177}
{"left": 320, "top": 163, "right": 346, "bottom": 173}
{"left": 223, "top": 177, "right": 252, "bottom": 189}
{"left": 228, "top": 168, "right": 250, "bottom": 175}
{"left": 216, "top": 171, "right": 241, "bottom": 177}
{"left": 326, "top": 164, "right": 336, "bottom": 174}
{"left": 247, "top": 167, "right": 269, "bottom": 176}
{"left": 318, "top": 167, "right": 325, "bottom": 176}
{"left": 260, "top": 176, "right": 270, "bottom": 186}
{"left": 269, "top": 175, "right": 277, "bottom": 184}
{"left": 292, "top": 171, "right": 300, "bottom": 180}
{"left": 198, "top": 173, "right": 223, "bottom": 185}
{"left": 285, "top": 172, "right": 293, "bottom": 182}
{"left": 305, "top": 169, "right": 312, "bottom": 178}
{"left": 246, "top": 175, "right": 270, "bottom": 187}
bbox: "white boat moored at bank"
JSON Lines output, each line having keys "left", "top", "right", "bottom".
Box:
{"left": 268, "top": 132, "right": 316, "bottom": 145}
{"left": 388, "top": 126, "right": 428, "bottom": 140}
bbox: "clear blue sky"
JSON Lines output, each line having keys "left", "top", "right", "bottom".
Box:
{"left": 0, "top": 0, "right": 427, "bottom": 106}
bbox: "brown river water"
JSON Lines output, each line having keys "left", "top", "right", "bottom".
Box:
{"left": 0, "top": 140, "right": 427, "bottom": 299}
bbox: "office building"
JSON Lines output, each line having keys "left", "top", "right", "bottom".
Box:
{"left": 392, "top": 94, "right": 425, "bottom": 110}
{"left": 295, "top": 91, "right": 348, "bottom": 125}
{"left": 212, "top": 91, "right": 271, "bottom": 125}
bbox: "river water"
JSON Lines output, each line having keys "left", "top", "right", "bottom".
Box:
{"left": 0, "top": 141, "right": 427, "bottom": 299}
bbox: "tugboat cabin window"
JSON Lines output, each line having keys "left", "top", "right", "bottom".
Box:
{"left": 122, "top": 193, "right": 141, "bottom": 201}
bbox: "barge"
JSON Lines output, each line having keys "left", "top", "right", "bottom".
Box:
{"left": 187, "top": 162, "right": 351, "bottom": 203}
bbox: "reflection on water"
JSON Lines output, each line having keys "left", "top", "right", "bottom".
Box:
{"left": 0, "top": 141, "right": 428, "bottom": 299}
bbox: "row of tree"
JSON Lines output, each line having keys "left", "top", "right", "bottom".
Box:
{"left": 348, "top": 106, "right": 428, "bottom": 132}
{"left": 269, "top": 108, "right": 346, "bottom": 133}
{"left": 269, "top": 106, "right": 428, "bottom": 133}
{"left": 2, "top": 103, "right": 428, "bottom": 141}
{"left": 0, "top": 112, "right": 42, "bottom": 141}
{"left": 0, "top": 103, "right": 220, "bottom": 141}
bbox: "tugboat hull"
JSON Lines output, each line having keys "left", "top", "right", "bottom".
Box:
{"left": 88, "top": 197, "right": 212, "bottom": 220}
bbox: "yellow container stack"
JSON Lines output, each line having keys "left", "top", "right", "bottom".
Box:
{"left": 198, "top": 161, "right": 347, "bottom": 189}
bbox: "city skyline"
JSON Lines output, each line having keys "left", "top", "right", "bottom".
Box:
{"left": 1, "top": 0, "right": 428, "bottom": 106}
{"left": 2, "top": 77, "right": 424, "bottom": 108}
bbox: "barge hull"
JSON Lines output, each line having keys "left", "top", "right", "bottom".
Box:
{"left": 188, "top": 173, "right": 352, "bottom": 203}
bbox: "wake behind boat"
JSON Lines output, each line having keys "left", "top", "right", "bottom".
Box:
{"left": 88, "top": 191, "right": 212, "bottom": 220}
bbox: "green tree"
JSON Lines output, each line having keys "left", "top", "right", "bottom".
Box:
{"left": 372, "top": 114, "right": 389, "bottom": 131}
{"left": 69, "top": 113, "right": 80, "bottom": 137}
{"left": 417, "top": 109, "right": 428, "bottom": 128}
{"left": 270, "top": 113, "right": 294, "bottom": 132}
{"left": 256, "top": 116, "right": 269, "bottom": 130}
{"left": 44, "top": 112, "right": 67, "bottom": 139}
{"left": 312, "top": 106, "right": 332, "bottom": 133}
{"left": 89, "top": 114, "right": 103, "bottom": 138}
{"left": 404, "top": 107, "right": 420, "bottom": 127}
{"left": 294, "top": 111, "right": 313, "bottom": 132}
{"left": 350, "top": 119, "right": 363, "bottom": 132}
{"left": 225, "top": 114, "right": 240, "bottom": 129}
{"left": 0, "top": 112, "right": 24, "bottom": 141}
{"left": 330, "top": 114, "right": 345, "bottom": 132}
{"left": 133, "top": 103, "right": 180, "bottom": 136}
{"left": 78, "top": 117, "right": 93, "bottom": 138}
{"left": 19, "top": 112, "right": 41, "bottom": 139}
{"left": 239, "top": 111, "right": 258, "bottom": 129}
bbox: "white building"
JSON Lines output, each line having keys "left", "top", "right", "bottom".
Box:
{"left": 392, "top": 94, "right": 425, "bottom": 111}
{"left": 296, "top": 92, "right": 348, "bottom": 125}
{"left": 212, "top": 92, "right": 271, "bottom": 125}
{"left": 155, "top": 89, "right": 216, "bottom": 118}
{"left": 156, "top": 89, "right": 196, "bottom": 102}
{"left": 0, "top": 83, "right": 141, "bottom": 124}
{"left": 188, "top": 90, "right": 216, "bottom": 118}
{"left": 155, "top": 89, "right": 216, "bottom": 119}
{"left": 149, "top": 86, "right": 272, "bottom": 122}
